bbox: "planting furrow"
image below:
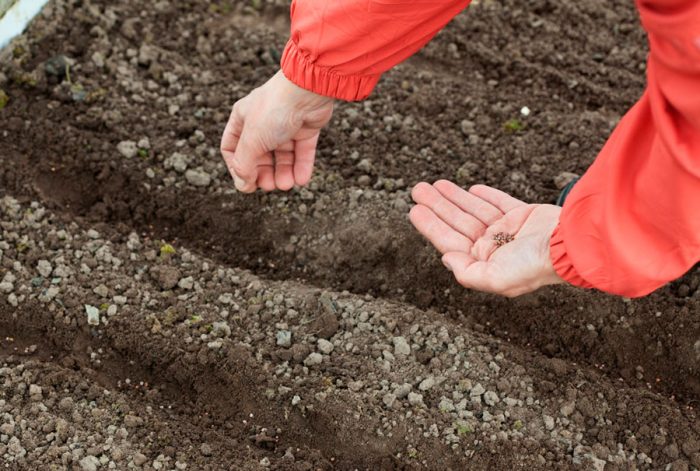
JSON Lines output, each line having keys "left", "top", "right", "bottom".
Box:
{"left": 2, "top": 194, "right": 700, "bottom": 469}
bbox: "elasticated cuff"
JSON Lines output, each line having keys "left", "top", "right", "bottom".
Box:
{"left": 280, "top": 40, "right": 381, "bottom": 102}
{"left": 549, "top": 225, "right": 596, "bottom": 289}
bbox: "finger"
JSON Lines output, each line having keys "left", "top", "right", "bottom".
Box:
{"left": 433, "top": 180, "right": 503, "bottom": 225}
{"left": 469, "top": 185, "right": 525, "bottom": 213}
{"left": 231, "top": 125, "right": 267, "bottom": 193}
{"left": 411, "top": 182, "right": 486, "bottom": 241}
{"left": 220, "top": 107, "right": 244, "bottom": 184}
{"left": 274, "top": 149, "right": 295, "bottom": 191}
{"left": 257, "top": 152, "right": 275, "bottom": 192}
{"left": 409, "top": 205, "right": 473, "bottom": 254}
{"left": 293, "top": 134, "right": 319, "bottom": 187}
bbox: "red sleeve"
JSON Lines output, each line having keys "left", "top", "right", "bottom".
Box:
{"left": 550, "top": 0, "right": 700, "bottom": 297}
{"left": 280, "top": 0, "right": 471, "bottom": 101}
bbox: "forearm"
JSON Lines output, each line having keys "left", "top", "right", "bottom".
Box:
{"left": 549, "top": 0, "right": 700, "bottom": 297}
{"left": 281, "top": 0, "right": 471, "bottom": 101}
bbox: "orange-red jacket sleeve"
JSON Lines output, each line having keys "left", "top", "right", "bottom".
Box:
{"left": 280, "top": 0, "right": 471, "bottom": 101}
{"left": 550, "top": 0, "right": 700, "bottom": 297}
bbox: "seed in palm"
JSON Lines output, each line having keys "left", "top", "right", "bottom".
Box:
{"left": 493, "top": 232, "right": 514, "bottom": 247}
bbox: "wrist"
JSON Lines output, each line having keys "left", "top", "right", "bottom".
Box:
{"left": 274, "top": 70, "right": 334, "bottom": 111}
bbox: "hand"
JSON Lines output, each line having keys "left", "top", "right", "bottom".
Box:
{"left": 220, "top": 71, "right": 334, "bottom": 193}
{"left": 409, "top": 181, "right": 564, "bottom": 297}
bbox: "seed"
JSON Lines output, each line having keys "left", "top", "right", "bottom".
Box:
{"left": 493, "top": 232, "right": 514, "bottom": 247}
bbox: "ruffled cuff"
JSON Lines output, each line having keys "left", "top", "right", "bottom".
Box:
{"left": 280, "top": 39, "right": 381, "bottom": 102}
{"left": 549, "top": 224, "right": 595, "bottom": 289}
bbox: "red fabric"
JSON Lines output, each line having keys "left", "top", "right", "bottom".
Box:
{"left": 281, "top": 0, "right": 700, "bottom": 297}
{"left": 281, "top": 0, "right": 471, "bottom": 101}
{"left": 551, "top": 0, "right": 700, "bottom": 296}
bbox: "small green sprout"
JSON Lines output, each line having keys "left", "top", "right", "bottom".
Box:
{"left": 513, "top": 419, "right": 524, "bottom": 431}
{"left": 455, "top": 422, "right": 472, "bottom": 436}
{"left": 0, "top": 90, "right": 8, "bottom": 110}
{"left": 504, "top": 118, "right": 524, "bottom": 132}
{"left": 160, "top": 243, "right": 176, "bottom": 257}
{"left": 138, "top": 148, "right": 149, "bottom": 158}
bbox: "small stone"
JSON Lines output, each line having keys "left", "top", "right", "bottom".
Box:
{"left": 85, "top": 305, "right": 100, "bottom": 325}
{"left": 470, "top": 383, "right": 485, "bottom": 397}
{"left": 37, "top": 260, "right": 52, "bottom": 277}
{"left": 117, "top": 141, "right": 138, "bottom": 159}
{"left": 79, "top": 456, "right": 100, "bottom": 471}
{"left": 483, "top": 391, "right": 499, "bottom": 406}
{"left": 304, "top": 352, "right": 323, "bottom": 366}
{"left": 394, "top": 383, "right": 412, "bottom": 399}
{"left": 178, "top": 276, "right": 194, "bottom": 290}
{"left": 543, "top": 415, "right": 555, "bottom": 431}
{"left": 29, "top": 384, "right": 42, "bottom": 400}
{"left": 317, "top": 339, "right": 334, "bottom": 355}
{"left": 560, "top": 401, "right": 576, "bottom": 417}
{"left": 348, "top": 381, "right": 364, "bottom": 392}
{"left": 383, "top": 393, "right": 397, "bottom": 409}
{"left": 408, "top": 392, "right": 424, "bottom": 407}
{"left": 482, "top": 410, "right": 493, "bottom": 422}
{"left": 207, "top": 340, "right": 223, "bottom": 350}
{"left": 460, "top": 119, "right": 475, "bottom": 136}
{"left": 200, "top": 443, "right": 213, "bottom": 457}
{"left": 154, "top": 266, "right": 181, "bottom": 290}
{"left": 393, "top": 336, "right": 411, "bottom": 356}
{"left": 93, "top": 284, "right": 109, "bottom": 297}
{"left": 418, "top": 377, "right": 435, "bottom": 391}
{"left": 185, "top": 169, "right": 211, "bottom": 187}
{"left": 259, "top": 457, "right": 271, "bottom": 467}
{"left": 291, "top": 395, "right": 301, "bottom": 406}
{"left": 276, "top": 330, "right": 292, "bottom": 347}
{"left": 520, "top": 106, "right": 531, "bottom": 116}
{"left": 133, "top": 453, "right": 148, "bottom": 466}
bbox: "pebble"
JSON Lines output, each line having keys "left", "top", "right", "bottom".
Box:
{"left": 178, "top": 276, "right": 194, "bottom": 290}
{"left": 85, "top": 305, "right": 100, "bottom": 325}
{"left": 387, "top": 385, "right": 409, "bottom": 402}
{"left": 133, "top": 453, "right": 148, "bottom": 466}
{"left": 117, "top": 141, "right": 138, "bottom": 159}
{"left": 93, "top": 284, "right": 109, "bottom": 297}
{"left": 543, "top": 415, "right": 555, "bottom": 431}
{"left": 37, "top": 260, "right": 52, "bottom": 277}
{"left": 317, "top": 339, "right": 334, "bottom": 354}
{"left": 418, "top": 377, "right": 435, "bottom": 391}
{"left": 483, "top": 391, "right": 499, "bottom": 406}
{"left": 393, "top": 336, "right": 411, "bottom": 356}
{"left": 383, "top": 393, "right": 397, "bottom": 409}
{"left": 276, "top": 330, "right": 292, "bottom": 347}
{"left": 560, "top": 401, "right": 576, "bottom": 417}
{"left": 470, "top": 383, "right": 485, "bottom": 397}
{"left": 79, "top": 456, "right": 100, "bottom": 471}
{"left": 303, "top": 352, "right": 323, "bottom": 366}
{"left": 185, "top": 169, "right": 212, "bottom": 187}
{"left": 408, "top": 392, "right": 424, "bottom": 406}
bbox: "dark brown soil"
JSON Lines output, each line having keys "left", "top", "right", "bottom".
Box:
{"left": 1, "top": 0, "right": 699, "bottom": 469}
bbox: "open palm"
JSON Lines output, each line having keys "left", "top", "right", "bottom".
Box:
{"left": 410, "top": 181, "right": 563, "bottom": 297}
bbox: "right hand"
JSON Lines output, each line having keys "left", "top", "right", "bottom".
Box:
{"left": 220, "top": 71, "right": 334, "bottom": 193}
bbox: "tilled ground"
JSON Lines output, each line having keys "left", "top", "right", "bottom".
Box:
{"left": 1, "top": 0, "right": 699, "bottom": 469}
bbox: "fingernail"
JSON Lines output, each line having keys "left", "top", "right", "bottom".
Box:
{"left": 442, "top": 260, "right": 452, "bottom": 272}
{"left": 233, "top": 176, "right": 246, "bottom": 191}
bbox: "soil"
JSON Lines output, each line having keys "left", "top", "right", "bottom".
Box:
{"left": 0, "top": 0, "right": 699, "bottom": 469}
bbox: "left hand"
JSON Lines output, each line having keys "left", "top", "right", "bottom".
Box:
{"left": 409, "top": 180, "right": 565, "bottom": 297}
